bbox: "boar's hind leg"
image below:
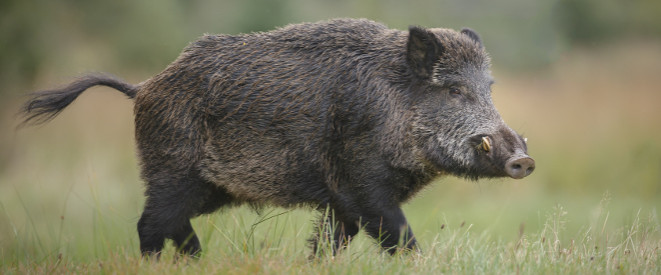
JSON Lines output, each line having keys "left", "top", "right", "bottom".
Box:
{"left": 171, "top": 220, "right": 201, "bottom": 257}
{"left": 138, "top": 174, "right": 233, "bottom": 258}
{"left": 362, "top": 206, "right": 417, "bottom": 254}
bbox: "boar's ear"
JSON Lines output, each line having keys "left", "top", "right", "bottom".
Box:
{"left": 461, "top": 28, "right": 483, "bottom": 48}
{"left": 407, "top": 26, "right": 443, "bottom": 79}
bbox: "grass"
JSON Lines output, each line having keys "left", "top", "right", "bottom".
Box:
{"left": 1, "top": 42, "right": 661, "bottom": 273}
{"left": 1, "top": 196, "right": 659, "bottom": 274}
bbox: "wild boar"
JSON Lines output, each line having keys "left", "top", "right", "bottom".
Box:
{"left": 20, "top": 18, "right": 534, "bottom": 257}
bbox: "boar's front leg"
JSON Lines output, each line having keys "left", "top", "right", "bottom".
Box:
{"left": 361, "top": 205, "right": 417, "bottom": 254}
{"left": 310, "top": 207, "right": 361, "bottom": 256}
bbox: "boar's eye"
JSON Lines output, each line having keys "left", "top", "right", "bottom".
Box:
{"left": 449, "top": 87, "right": 462, "bottom": 97}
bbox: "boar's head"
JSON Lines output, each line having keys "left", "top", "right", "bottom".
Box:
{"left": 406, "top": 26, "right": 534, "bottom": 180}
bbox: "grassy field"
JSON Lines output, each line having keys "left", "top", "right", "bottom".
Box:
{"left": 1, "top": 42, "right": 660, "bottom": 273}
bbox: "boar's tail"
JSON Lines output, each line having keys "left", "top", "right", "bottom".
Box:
{"left": 18, "top": 74, "right": 138, "bottom": 127}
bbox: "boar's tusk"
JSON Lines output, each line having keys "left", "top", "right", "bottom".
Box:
{"left": 524, "top": 137, "right": 528, "bottom": 144}
{"left": 481, "top": 136, "right": 491, "bottom": 152}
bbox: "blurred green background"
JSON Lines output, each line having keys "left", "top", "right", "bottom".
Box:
{"left": 1, "top": 0, "right": 660, "bottom": 261}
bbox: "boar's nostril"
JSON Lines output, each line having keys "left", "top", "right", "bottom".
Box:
{"left": 505, "top": 157, "right": 535, "bottom": 179}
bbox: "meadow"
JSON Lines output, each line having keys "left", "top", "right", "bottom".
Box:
{"left": 1, "top": 41, "right": 660, "bottom": 274}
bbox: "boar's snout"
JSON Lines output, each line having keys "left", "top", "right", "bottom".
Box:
{"left": 505, "top": 155, "right": 535, "bottom": 179}
{"left": 472, "top": 127, "right": 535, "bottom": 179}
{"left": 495, "top": 126, "right": 535, "bottom": 179}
